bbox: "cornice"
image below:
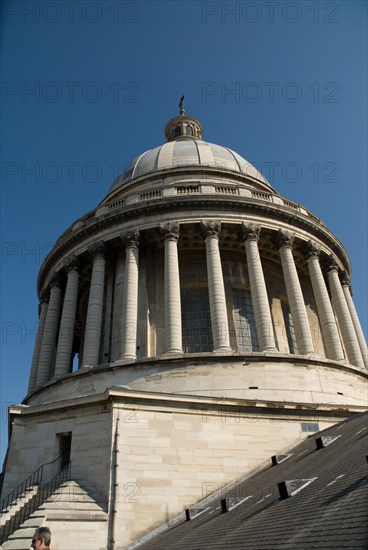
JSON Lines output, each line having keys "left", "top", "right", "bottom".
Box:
{"left": 37, "top": 195, "right": 350, "bottom": 293}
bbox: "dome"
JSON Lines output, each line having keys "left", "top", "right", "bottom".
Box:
{"left": 4, "top": 103, "right": 366, "bottom": 550}
{"left": 108, "top": 139, "right": 269, "bottom": 195}
{"left": 107, "top": 105, "right": 269, "bottom": 198}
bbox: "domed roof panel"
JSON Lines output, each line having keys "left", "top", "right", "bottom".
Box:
{"left": 108, "top": 139, "right": 270, "bottom": 196}
{"left": 172, "top": 140, "right": 199, "bottom": 165}
{"left": 207, "top": 143, "right": 241, "bottom": 172}
{"left": 132, "top": 147, "right": 160, "bottom": 180}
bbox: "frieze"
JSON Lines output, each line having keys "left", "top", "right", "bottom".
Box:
{"left": 36, "top": 196, "right": 350, "bottom": 293}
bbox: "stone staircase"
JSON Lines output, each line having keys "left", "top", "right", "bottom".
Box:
{"left": 1, "top": 480, "right": 108, "bottom": 550}
{"left": 0, "top": 487, "right": 39, "bottom": 527}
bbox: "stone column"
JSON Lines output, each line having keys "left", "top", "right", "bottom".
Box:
{"left": 278, "top": 230, "right": 315, "bottom": 356}
{"left": 341, "top": 274, "right": 367, "bottom": 367}
{"left": 160, "top": 222, "right": 183, "bottom": 354}
{"left": 239, "top": 223, "right": 277, "bottom": 352}
{"left": 328, "top": 261, "right": 364, "bottom": 368}
{"left": 28, "top": 289, "right": 50, "bottom": 393}
{"left": 201, "top": 221, "right": 231, "bottom": 352}
{"left": 120, "top": 230, "right": 140, "bottom": 360}
{"left": 54, "top": 258, "right": 80, "bottom": 378}
{"left": 36, "top": 275, "right": 63, "bottom": 386}
{"left": 81, "top": 243, "right": 107, "bottom": 368}
{"left": 306, "top": 242, "right": 345, "bottom": 361}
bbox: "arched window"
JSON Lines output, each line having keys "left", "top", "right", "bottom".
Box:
{"left": 232, "top": 289, "right": 259, "bottom": 352}
{"left": 186, "top": 125, "right": 193, "bottom": 136}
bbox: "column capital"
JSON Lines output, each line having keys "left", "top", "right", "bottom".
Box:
{"left": 200, "top": 220, "right": 221, "bottom": 240}
{"left": 121, "top": 229, "right": 140, "bottom": 248}
{"left": 327, "top": 256, "right": 340, "bottom": 273}
{"left": 49, "top": 272, "right": 64, "bottom": 289}
{"left": 340, "top": 271, "right": 351, "bottom": 288}
{"left": 160, "top": 222, "right": 180, "bottom": 241}
{"left": 66, "top": 256, "right": 82, "bottom": 273}
{"left": 40, "top": 288, "right": 50, "bottom": 304}
{"left": 306, "top": 240, "right": 320, "bottom": 259}
{"left": 238, "top": 222, "right": 261, "bottom": 242}
{"left": 88, "top": 241, "right": 107, "bottom": 259}
{"left": 38, "top": 288, "right": 50, "bottom": 316}
{"left": 277, "top": 229, "right": 295, "bottom": 249}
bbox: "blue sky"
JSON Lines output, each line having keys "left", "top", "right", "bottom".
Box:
{"left": 1, "top": 0, "right": 367, "bottom": 465}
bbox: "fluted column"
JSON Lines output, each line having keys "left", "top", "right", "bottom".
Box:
{"left": 81, "top": 243, "right": 107, "bottom": 368}
{"left": 54, "top": 258, "right": 80, "bottom": 377}
{"left": 120, "top": 230, "right": 140, "bottom": 360}
{"left": 278, "top": 230, "right": 315, "bottom": 356}
{"left": 28, "top": 289, "right": 50, "bottom": 393}
{"left": 160, "top": 222, "right": 183, "bottom": 354}
{"left": 36, "top": 275, "right": 63, "bottom": 386}
{"left": 201, "top": 221, "right": 231, "bottom": 352}
{"left": 306, "top": 242, "right": 345, "bottom": 361}
{"left": 328, "top": 261, "right": 364, "bottom": 368}
{"left": 239, "top": 223, "right": 277, "bottom": 351}
{"left": 341, "top": 274, "right": 367, "bottom": 367}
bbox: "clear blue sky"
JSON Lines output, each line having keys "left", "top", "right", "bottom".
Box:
{"left": 1, "top": 0, "right": 367, "bottom": 465}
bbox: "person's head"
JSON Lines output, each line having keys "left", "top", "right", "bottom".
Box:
{"left": 31, "top": 527, "right": 51, "bottom": 549}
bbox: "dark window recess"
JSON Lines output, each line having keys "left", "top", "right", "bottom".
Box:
{"left": 301, "top": 422, "right": 319, "bottom": 433}
{"left": 181, "top": 288, "right": 213, "bottom": 353}
{"left": 281, "top": 301, "right": 298, "bottom": 354}
{"left": 58, "top": 432, "right": 72, "bottom": 470}
{"left": 232, "top": 289, "right": 259, "bottom": 352}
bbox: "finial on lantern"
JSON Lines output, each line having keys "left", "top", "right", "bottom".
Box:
{"left": 179, "top": 95, "right": 185, "bottom": 115}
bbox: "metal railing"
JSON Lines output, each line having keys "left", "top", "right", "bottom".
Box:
{"left": 0, "top": 460, "right": 71, "bottom": 544}
{"left": 0, "top": 452, "right": 69, "bottom": 516}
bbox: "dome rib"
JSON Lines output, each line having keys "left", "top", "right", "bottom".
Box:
{"left": 107, "top": 139, "right": 270, "bottom": 197}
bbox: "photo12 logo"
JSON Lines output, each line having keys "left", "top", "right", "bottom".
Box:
{"left": 1, "top": 81, "right": 140, "bottom": 104}
{"left": 201, "top": 2, "right": 340, "bottom": 24}
{"left": 1, "top": 1, "right": 140, "bottom": 24}
{"left": 202, "top": 81, "right": 339, "bottom": 104}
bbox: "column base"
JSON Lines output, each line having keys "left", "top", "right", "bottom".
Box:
{"left": 213, "top": 347, "right": 233, "bottom": 353}
{"left": 120, "top": 354, "right": 137, "bottom": 361}
{"left": 163, "top": 350, "right": 184, "bottom": 356}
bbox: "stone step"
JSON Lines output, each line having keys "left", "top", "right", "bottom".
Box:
{"left": 39, "top": 501, "right": 103, "bottom": 511}
{"left": 0, "top": 487, "right": 39, "bottom": 526}
{"left": 46, "top": 510, "right": 108, "bottom": 521}
{"left": 45, "top": 493, "right": 95, "bottom": 503}
{"left": 1, "top": 479, "right": 107, "bottom": 549}
{"left": 2, "top": 538, "right": 35, "bottom": 550}
{"left": 7, "top": 527, "right": 35, "bottom": 539}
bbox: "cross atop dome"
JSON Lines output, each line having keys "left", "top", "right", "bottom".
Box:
{"left": 164, "top": 98, "right": 203, "bottom": 141}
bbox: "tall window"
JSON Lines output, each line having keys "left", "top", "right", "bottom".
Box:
{"left": 282, "top": 301, "right": 298, "bottom": 354}
{"left": 181, "top": 289, "right": 213, "bottom": 353}
{"left": 232, "top": 289, "right": 259, "bottom": 352}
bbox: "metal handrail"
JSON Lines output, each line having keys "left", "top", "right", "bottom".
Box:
{"left": 0, "top": 461, "right": 71, "bottom": 545}
{"left": 0, "top": 451, "right": 69, "bottom": 516}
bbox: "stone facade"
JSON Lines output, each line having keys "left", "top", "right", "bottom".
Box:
{"left": 1, "top": 108, "right": 367, "bottom": 549}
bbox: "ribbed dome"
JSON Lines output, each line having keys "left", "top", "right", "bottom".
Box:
{"left": 108, "top": 139, "right": 269, "bottom": 195}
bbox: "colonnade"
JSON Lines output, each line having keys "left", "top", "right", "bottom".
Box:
{"left": 28, "top": 221, "right": 367, "bottom": 393}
